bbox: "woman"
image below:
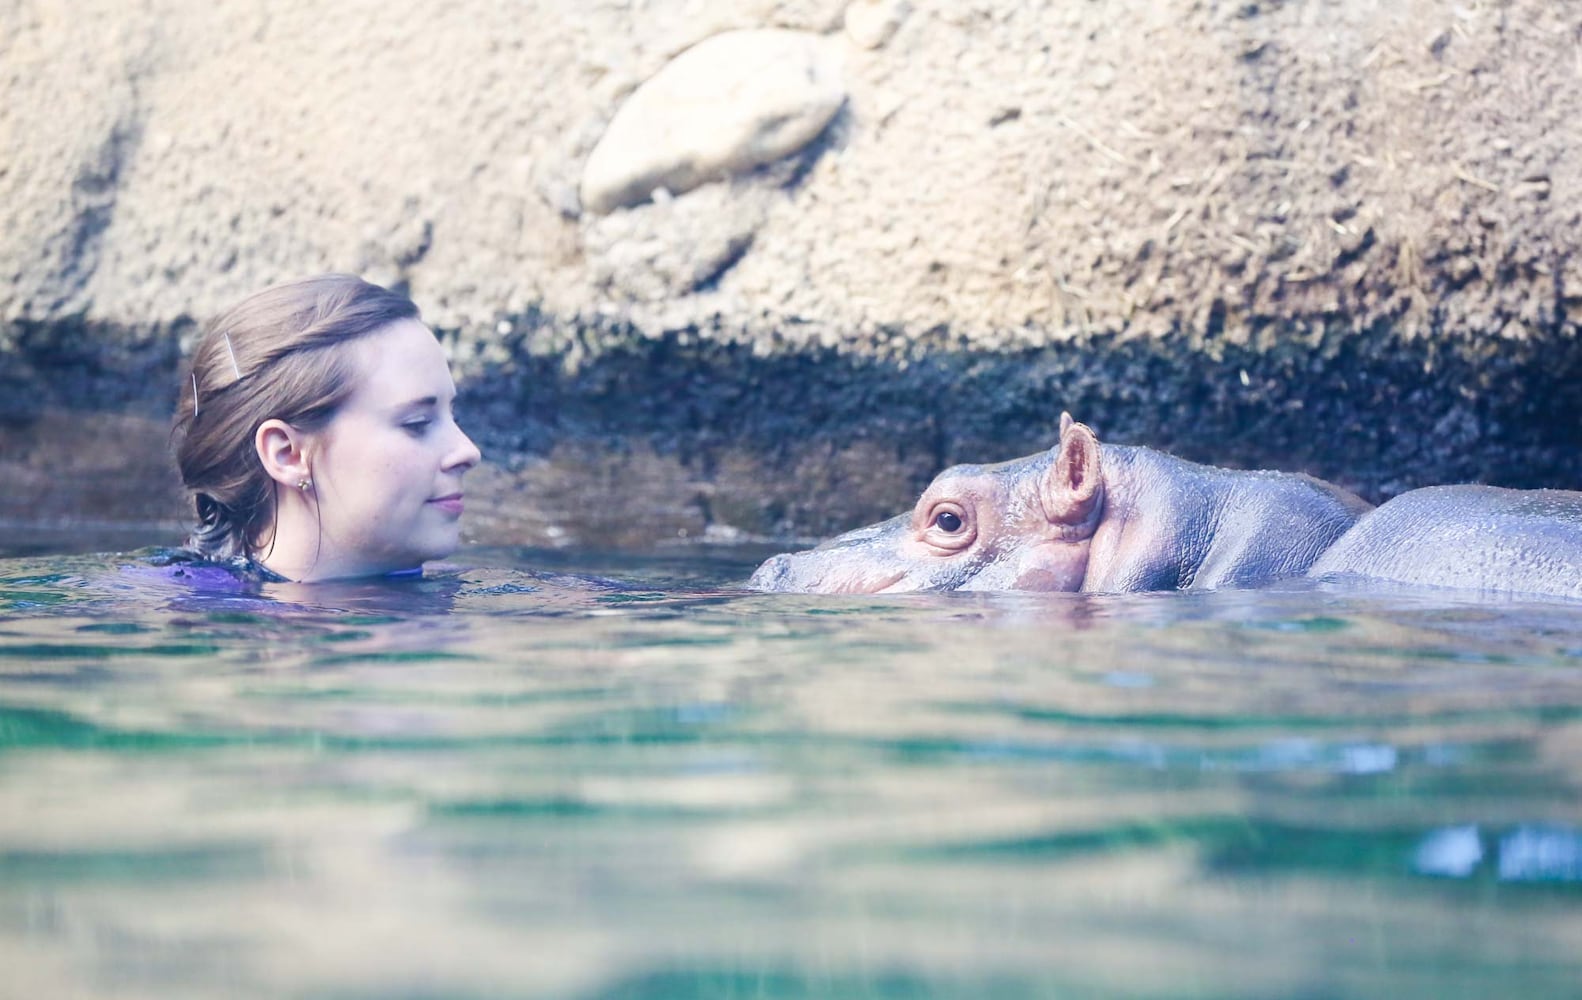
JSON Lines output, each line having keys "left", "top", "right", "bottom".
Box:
{"left": 171, "top": 274, "right": 482, "bottom": 582}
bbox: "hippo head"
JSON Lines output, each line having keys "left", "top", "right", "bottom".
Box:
{"left": 749, "top": 415, "right": 1105, "bottom": 593}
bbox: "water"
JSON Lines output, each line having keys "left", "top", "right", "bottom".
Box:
{"left": 1, "top": 543, "right": 1580, "bottom": 999}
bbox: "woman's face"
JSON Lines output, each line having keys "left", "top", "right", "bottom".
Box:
{"left": 303, "top": 319, "right": 481, "bottom": 577}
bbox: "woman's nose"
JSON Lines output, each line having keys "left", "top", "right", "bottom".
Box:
{"left": 446, "top": 425, "right": 482, "bottom": 472}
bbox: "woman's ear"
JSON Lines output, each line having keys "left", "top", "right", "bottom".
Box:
{"left": 255, "top": 419, "right": 313, "bottom": 488}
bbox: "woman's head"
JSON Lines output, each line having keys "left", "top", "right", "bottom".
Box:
{"left": 173, "top": 274, "right": 481, "bottom": 580}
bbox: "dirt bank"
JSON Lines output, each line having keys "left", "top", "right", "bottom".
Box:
{"left": 3, "top": 0, "right": 1580, "bottom": 546}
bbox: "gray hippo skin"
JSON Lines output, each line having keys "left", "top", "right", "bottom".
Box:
{"left": 749, "top": 414, "right": 1373, "bottom": 594}
{"left": 1308, "top": 485, "right": 1582, "bottom": 600}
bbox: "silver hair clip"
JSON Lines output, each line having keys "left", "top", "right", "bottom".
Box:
{"left": 191, "top": 373, "right": 200, "bottom": 417}
{"left": 223, "top": 333, "right": 242, "bottom": 381}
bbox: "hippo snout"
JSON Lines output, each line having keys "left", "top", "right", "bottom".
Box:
{"left": 748, "top": 553, "right": 794, "bottom": 592}
{"left": 750, "top": 516, "right": 925, "bottom": 593}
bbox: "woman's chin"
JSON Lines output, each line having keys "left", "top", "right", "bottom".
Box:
{"left": 412, "top": 532, "right": 463, "bottom": 565}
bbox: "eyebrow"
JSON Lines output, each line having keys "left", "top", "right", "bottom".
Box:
{"left": 394, "top": 395, "right": 449, "bottom": 411}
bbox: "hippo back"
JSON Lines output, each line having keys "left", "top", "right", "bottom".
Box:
{"left": 1097, "top": 447, "right": 1373, "bottom": 592}
{"left": 1191, "top": 469, "right": 1374, "bottom": 589}
{"left": 1308, "top": 485, "right": 1582, "bottom": 600}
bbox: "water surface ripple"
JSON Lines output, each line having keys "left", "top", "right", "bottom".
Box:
{"left": 1, "top": 548, "right": 1579, "bottom": 999}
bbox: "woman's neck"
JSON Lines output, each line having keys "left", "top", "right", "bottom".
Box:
{"left": 253, "top": 512, "right": 420, "bottom": 583}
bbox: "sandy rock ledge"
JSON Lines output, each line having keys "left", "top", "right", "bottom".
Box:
{"left": 3, "top": 0, "right": 1582, "bottom": 547}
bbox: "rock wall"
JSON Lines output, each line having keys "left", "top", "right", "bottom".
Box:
{"left": 4, "top": 0, "right": 1581, "bottom": 547}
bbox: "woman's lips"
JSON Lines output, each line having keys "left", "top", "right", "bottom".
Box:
{"left": 428, "top": 494, "right": 464, "bottom": 516}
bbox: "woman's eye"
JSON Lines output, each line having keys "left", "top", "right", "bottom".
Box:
{"left": 934, "top": 511, "right": 963, "bottom": 533}
{"left": 402, "top": 419, "right": 433, "bottom": 435}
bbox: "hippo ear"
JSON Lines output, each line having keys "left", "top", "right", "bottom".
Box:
{"left": 1043, "top": 419, "right": 1103, "bottom": 531}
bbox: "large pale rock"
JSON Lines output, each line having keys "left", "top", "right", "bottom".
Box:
{"left": 579, "top": 29, "right": 845, "bottom": 214}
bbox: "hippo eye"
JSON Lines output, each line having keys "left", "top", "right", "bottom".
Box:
{"left": 934, "top": 511, "right": 963, "bottom": 533}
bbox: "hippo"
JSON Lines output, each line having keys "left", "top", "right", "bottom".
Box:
{"left": 1308, "top": 485, "right": 1582, "bottom": 600}
{"left": 749, "top": 415, "right": 1373, "bottom": 594}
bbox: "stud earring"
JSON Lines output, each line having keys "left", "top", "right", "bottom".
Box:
{"left": 297, "top": 477, "right": 313, "bottom": 492}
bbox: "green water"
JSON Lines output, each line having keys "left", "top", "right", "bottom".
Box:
{"left": 1, "top": 545, "right": 1580, "bottom": 999}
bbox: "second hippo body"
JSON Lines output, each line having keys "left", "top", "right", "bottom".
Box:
{"left": 1308, "top": 485, "right": 1582, "bottom": 600}
{"left": 749, "top": 416, "right": 1373, "bottom": 595}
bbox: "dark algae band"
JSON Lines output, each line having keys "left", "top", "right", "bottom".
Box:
{"left": 6, "top": 310, "right": 1582, "bottom": 539}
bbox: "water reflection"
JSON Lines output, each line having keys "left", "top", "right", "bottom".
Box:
{"left": 1415, "top": 823, "right": 1582, "bottom": 883}
{"left": 0, "top": 547, "right": 1580, "bottom": 998}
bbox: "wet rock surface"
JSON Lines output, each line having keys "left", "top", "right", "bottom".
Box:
{"left": 3, "top": 0, "right": 1582, "bottom": 547}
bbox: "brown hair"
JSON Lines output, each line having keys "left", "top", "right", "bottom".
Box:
{"left": 171, "top": 274, "right": 420, "bottom": 558}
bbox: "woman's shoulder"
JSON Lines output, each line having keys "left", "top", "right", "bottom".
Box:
{"left": 129, "top": 546, "right": 289, "bottom": 591}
